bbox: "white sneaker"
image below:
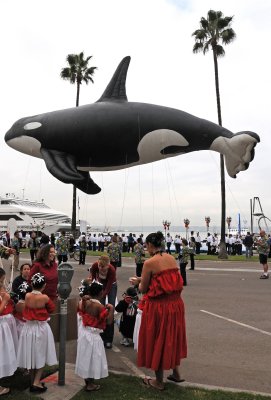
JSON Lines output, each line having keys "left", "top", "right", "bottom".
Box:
{"left": 120, "top": 338, "right": 126, "bottom": 345}
{"left": 123, "top": 338, "right": 130, "bottom": 347}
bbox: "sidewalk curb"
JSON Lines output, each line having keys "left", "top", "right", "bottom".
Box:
{"left": 110, "top": 369, "right": 271, "bottom": 398}
{"left": 34, "top": 363, "right": 271, "bottom": 400}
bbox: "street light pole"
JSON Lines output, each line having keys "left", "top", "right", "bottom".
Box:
{"left": 184, "top": 218, "right": 190, "bottom": 240}
{"left": 205, "top": 216, "right": 211, "bottom": 235}
{"left": 226, "top": 216, "right": 232, "bottom": 234}
{"left": 162, "top": 220, "right": 171, "bottom": 240}
{"left": 57, "top": 263, "right": 74, "bottom": 386}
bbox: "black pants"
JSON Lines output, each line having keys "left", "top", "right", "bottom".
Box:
{"left": 123, "top": 243, "right": 128, "bottom": 252}
{"left": 190, "top": 253, "right": 195, "bottom": 270}
{"left": 136, "top": 263, "right": 143, "bottom": 277}
{"left": 175, "top": 244, "right": 181, "bottom": 254}
{"left": 111, "top": 261, "right": 120, "bottom": 269}
{"left": 30, "top": 249, "right": 37, "bottom": 262}
{"left": 57, "top": 254, "right": 68, "bottom": 264}
{"left": 180, "top": 262, "right": 187, "bottom": 286}
{"left": 195, "top": 243, "right": 201, "bottom": 254}
{"left": 226, "top": 243, "right": 230, "bottom": 254}
{"left": 79, "top": 251, "right": 86, "bottom": 264}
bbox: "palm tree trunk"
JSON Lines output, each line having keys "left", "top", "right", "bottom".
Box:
{"left": 71, "top": 185, "right": 77, "bottom": 234}
{"left": 76, "top": 83, "right": 80, "bottom": 107}
{"left": 71, "top": 83, "right": 81, "bottom": 235}
{"left": 212, "top": 50, "right": 227, "bottom": 259}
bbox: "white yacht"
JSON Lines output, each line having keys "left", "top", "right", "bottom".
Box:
{"left": 0, "top": 194, "right": 72, "bottom": 234}
{"left": 228, "top": 228, "right": 249, "bottom": 236}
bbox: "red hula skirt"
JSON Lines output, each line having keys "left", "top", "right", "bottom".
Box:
{"left": 137, "top": 268, "right": 187, "bottom": 370}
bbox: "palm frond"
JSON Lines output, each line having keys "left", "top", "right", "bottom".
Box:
{"left": 60, "top": 68, "right": 76, "bottom": 84}
{"left": 217, "top": 16, "right": 233, "bottom": 30}
{"left": 208, "top": 10, "right": 220, "bottom": 22}
{"left": 223, "top": 16, "right": 234, "bottom": 25}
{"left": 200, "top": 17, "right": 209, "bottom": 30}
{"left": 215, "top": 45, "right": 225, "bottom": 57}
{"left": 86, "top": 66, "right": 97, "bottom": 75}
{"left": 60, "top": 68, "right": 71, "bottom": 79}
{"left": 66, "top": 54, "right": 77, "bottom": 66}
{"left": 221, "top": 28, "right": 236, "bottom": 44}
{"left": 192, "top": 42, "right": 204, "bottom": 53}
{"left": 83, "top": 76, "right": 94, "bottom": 84}
{"left": 192, "top": 29, "right": 207, "bottom": 40}
{"left": 203, "top": 42, "right": 210, "bottom": 55}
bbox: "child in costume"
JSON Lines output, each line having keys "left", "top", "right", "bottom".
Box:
{"left": 17, "top": 272, "right": 57, "bottom": 393}
{"left": 75, "top": 281, "right": 114, "bottom": 392}
{"left": 14, "top": 281, "right": 32, "bottom": 337}
{"left": 0, "top": 267, "right": 17, "bottom": 396}
{"left": 115, "top": 287, "right": 138, "bottom": 347}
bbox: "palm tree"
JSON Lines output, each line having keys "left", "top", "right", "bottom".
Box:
{"left": 60, "top": 52, "right": 97, "bottom": 234}
{"left": 192, "top": 10, "right": 236, "bottom": 259}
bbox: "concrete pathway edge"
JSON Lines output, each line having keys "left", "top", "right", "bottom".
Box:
{"left": 25, "top": 363, "right": 271, "bottom": 399}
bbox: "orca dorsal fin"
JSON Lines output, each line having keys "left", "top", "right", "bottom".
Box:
{"left": 96, "top": 56, "right": 131, "bottom": 102}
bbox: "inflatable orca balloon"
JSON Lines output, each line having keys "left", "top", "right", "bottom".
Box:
{"left": 5, "top": 56, "right": 260, "bottom": 194}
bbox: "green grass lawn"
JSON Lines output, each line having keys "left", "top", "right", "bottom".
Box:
{"left": 20, "top": 248, "right": 259, "bottom": 263}
{"left": 84, "top": 251, "right": 259, "bottom": 262}
{"left": 71, "top": 373, "right": 269, "bottom": 400}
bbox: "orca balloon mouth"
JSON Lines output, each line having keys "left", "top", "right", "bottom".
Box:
{"left": 6, "top": 136, "right": 42, "bottom": 158}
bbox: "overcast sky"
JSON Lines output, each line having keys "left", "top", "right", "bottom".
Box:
{"left": 0, "top": 0, "right": 270, "bottom": 232}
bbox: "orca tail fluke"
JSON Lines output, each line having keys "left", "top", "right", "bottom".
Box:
{"left": 210, "top": 131, "right": 260, "bottom": 178}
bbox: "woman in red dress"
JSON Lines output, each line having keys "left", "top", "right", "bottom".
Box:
{"left": 29, "top": 245, "right": 58, "bottom": 301}
{"left": 130, "top": 231, "right": 187, "bottom": 391}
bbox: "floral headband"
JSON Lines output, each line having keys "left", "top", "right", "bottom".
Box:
{"left": 31, "top": 273, "right": 45, "bottom": 286}
{"left": 18, "top": 281, "right": 31, "bottom": 294}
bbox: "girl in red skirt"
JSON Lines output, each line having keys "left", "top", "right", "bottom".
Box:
{"left": 0, "top": 268, "right": 17, "bottom": 396}
{"left": 17, "top": 273, "right": 57, "bottom": 393}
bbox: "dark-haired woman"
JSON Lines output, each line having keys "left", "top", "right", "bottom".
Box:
{"left": 89, "top": 255, "right": 117, "bottom": 349}
{"left": 12, "top": 263, "right": 31, "bottom": 294}
{"left": 130, "top": 231, "right": 187, "bottom": 391}
{"left": 75, "top": 281, "right": 114, "bottom": 392}
{"left": 29, "top": 245, "right": 58, "bottom": 301}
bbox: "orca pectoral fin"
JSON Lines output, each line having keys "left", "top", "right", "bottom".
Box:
{"left": 41, "top": 148, "right": 84, "bottom": 183}
{"left": 75, "top": 171, "right": 101, "bottom": 195}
